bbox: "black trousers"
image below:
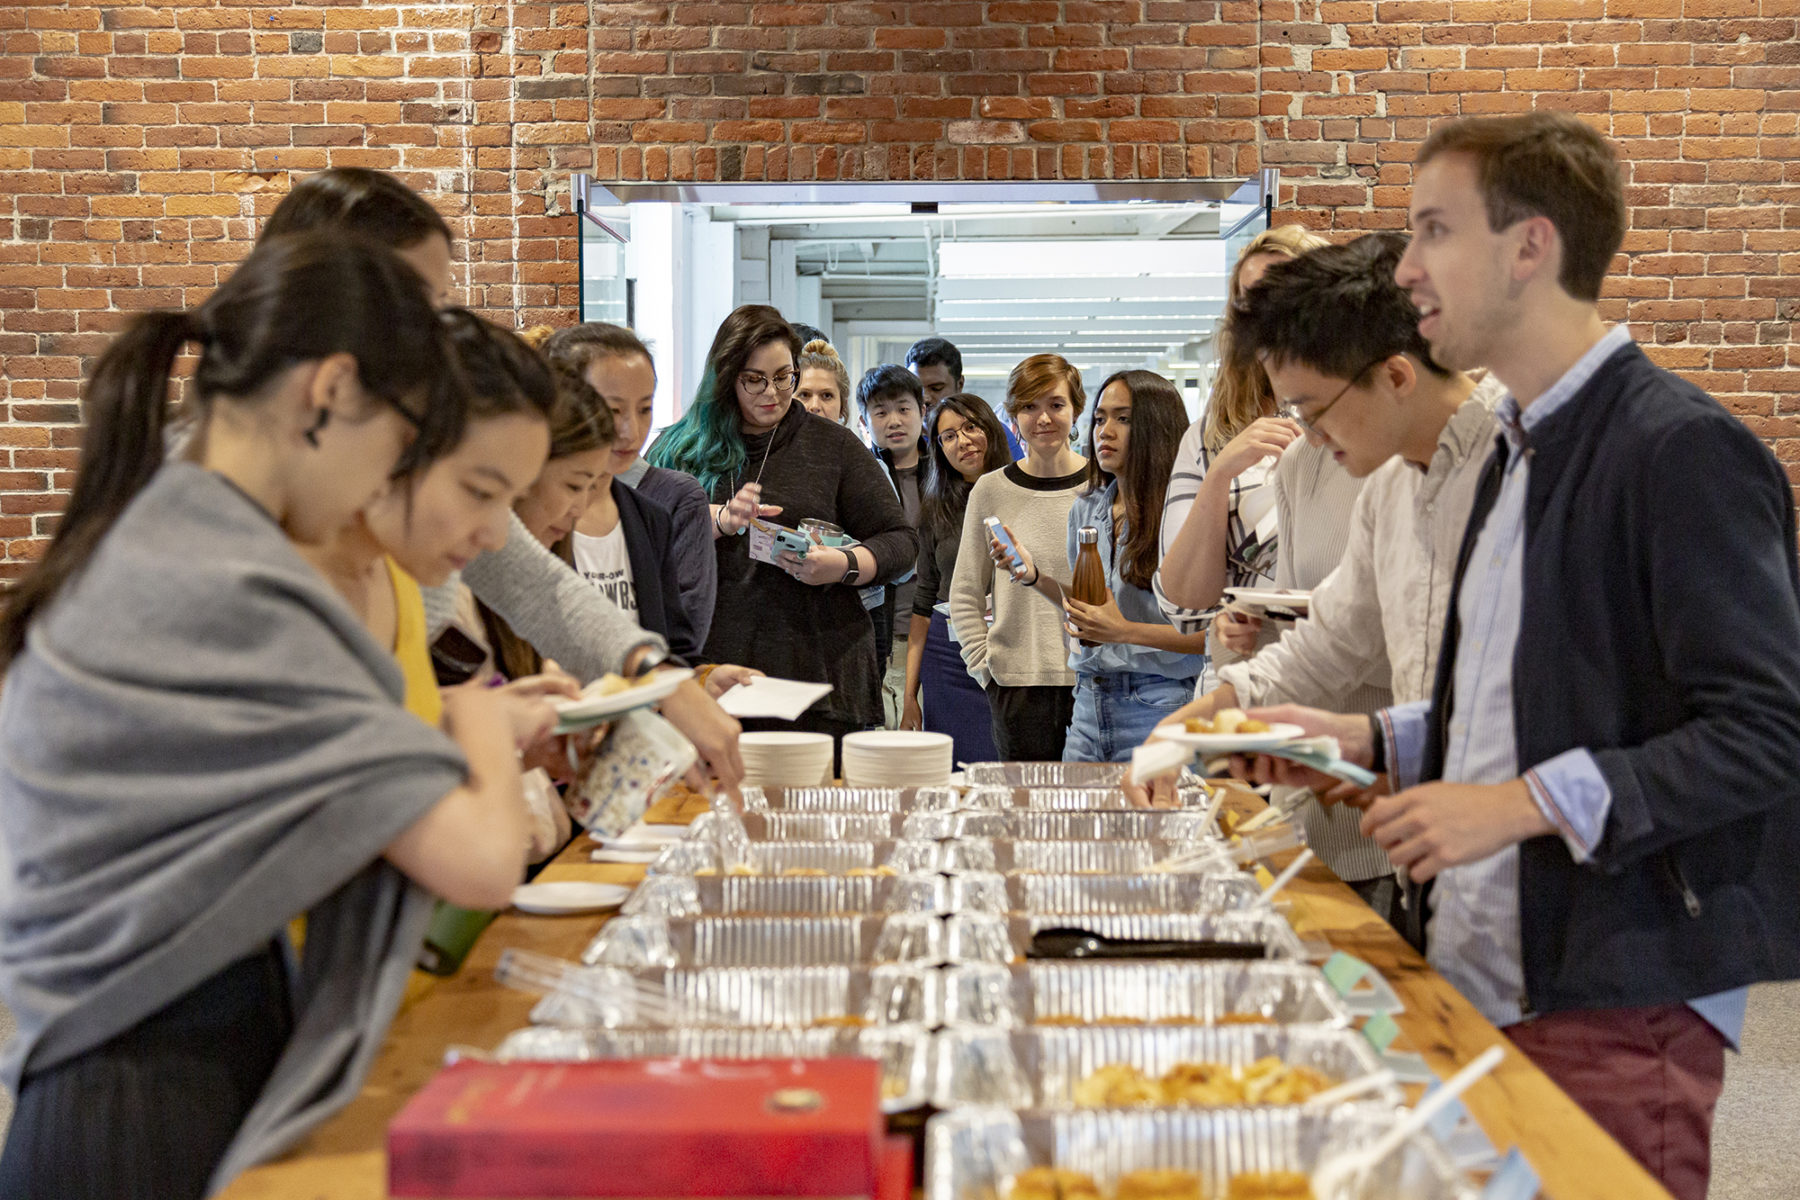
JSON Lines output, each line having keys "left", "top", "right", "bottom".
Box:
{"left": 984, "top": 681, "right": 1075, "bottom": 762}
{"left": 0, "top": 942, "right": 292, "bottom": 1200}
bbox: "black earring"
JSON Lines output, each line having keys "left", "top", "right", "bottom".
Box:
{"left": 303, "top": 409, "right": 330, "bottom": 448}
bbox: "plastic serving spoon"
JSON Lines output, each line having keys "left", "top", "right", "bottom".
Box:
{"left": 1311, "top": 1044, "right": 1505, "bottom": 1199}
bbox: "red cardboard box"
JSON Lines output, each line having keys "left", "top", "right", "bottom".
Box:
{"left": 389, "top": 1058, "right": 885, "bottom": 1197}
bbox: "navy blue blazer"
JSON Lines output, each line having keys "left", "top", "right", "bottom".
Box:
{"left": 1418, "top": 341, "right": 1800, "bottom": 1014}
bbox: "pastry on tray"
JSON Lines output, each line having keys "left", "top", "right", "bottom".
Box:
{"left": 1070, "top": 1063, "right": 1162, "bottom": 1108}
{"left": 1008, "top": 1167, "right": 1103, "bottom": 1200}
{"left": 1071, "top": 1056, "right": 1334, "bottom": 1109}
{"left": 1116, "top": 1168, "right": 1202, "bottom": 1200}
{"left": 1226, "top": 1171, "right": 1314, "bottom": 1200}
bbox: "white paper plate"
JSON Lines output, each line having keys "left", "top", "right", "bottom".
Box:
{"left": 1223, "top": 587, "right": 1311, "bottom": 615}
{"left": 550, "top": 668, "right": 695, "bottom": 731}
{"left": 1149, "top": 721, "right": 1306, "bottom": 754}
{"left": 588, "top": 849, "right": 660, "bottom": 864}
{"left": 510, "top": 881, "right": 632, "bottom": 915}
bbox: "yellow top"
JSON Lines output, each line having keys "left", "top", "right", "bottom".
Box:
{"left": 387, "top": 556, "right": 442, "bottom": 726}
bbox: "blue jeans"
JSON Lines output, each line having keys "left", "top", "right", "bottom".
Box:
{"left": 1062, "top": 671, "right": 1197, "bottom": 763}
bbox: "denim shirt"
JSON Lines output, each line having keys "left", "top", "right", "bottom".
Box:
{"left": 1381, "top": 326, "right": 1746, "bottom": 1045}
{"left": 1065, "top": 482, "right": 1204, "bottom": 683}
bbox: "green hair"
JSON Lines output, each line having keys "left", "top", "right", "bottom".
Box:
{"left": 645, "top": 303, "right": 800, "bottom": 498}
{"left": 646, "top": 365, "right": 743, "bottom": 498}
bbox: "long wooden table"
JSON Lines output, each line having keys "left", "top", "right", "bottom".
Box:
{"left": 219, "top": 788, "right": 1674, "bottom": 1200}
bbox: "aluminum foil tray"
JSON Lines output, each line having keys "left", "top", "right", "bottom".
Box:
{"left": 931, "top": 1024, "right": 1395, "bottom": 1110}
{"left": 963, "top": 763, "right": 1203, "bottom": 789}
{"left": 529, "top": 963, "right": 940, "bottom": 1030}
{"left": 960, "top": 786, "right": 1211, "bottom": 812}
{"left": 494, "top": 1022, "right": 934, "bottom": 1113}
{"left": 690, "top": 809, "right": 943, "bottom": 842}
{"left": 925, "top": 1105, "right": 1477, "bottom": 1200}
{"left": 582, "top": 913, "right": 946, "bottom": 969}
{"left": 743, "top": 785, "right": 960, "bottom": 813}
{"left": 939, "top": 961, "right": 1348, "bottom": 1028}
{"left": 623, "top": 871, "right": 950, "bottom": 917}
{"left": 950, "top": 810, "right": 1221, "bottom": 842}
{"left": 940, "top": 840, "right": 1234, "bottom": 877}
{"left": 946, "top": 913, "right": 1307, "bottom": 965}
{"left": 647, "top": 839, "right": 945, "bottom": 876}
{"left": 948, "top": 870, "right": 1258, "bottom": 916}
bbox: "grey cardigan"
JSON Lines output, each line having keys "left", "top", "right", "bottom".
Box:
{"left": 0, "top": 463, "right": 469, "bottom": 1191}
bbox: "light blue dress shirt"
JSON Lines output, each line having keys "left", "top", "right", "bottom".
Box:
{"left": 1380, "top": 326, "right": 1745, "bottom": 1046}
{"left": 1065, "top": 481, "right": 1204, "bottom": 683}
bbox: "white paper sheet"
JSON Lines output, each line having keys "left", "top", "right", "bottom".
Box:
{"left": 714, "top": 675, "right": 833, "bottom": 721}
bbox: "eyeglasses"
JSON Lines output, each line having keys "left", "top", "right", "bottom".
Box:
{"left": 1277, "top": 359, "right": 1381, "bottom": 436}
{"left": 937, "top": 422, "right": 985, "bottom": 449}
{"left": 738, "top": 369, "right": 797, "bottom": 396}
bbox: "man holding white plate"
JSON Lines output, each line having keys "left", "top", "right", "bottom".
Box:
{"left": 1131, "top": 230, "right": 1501, "bottom": 927}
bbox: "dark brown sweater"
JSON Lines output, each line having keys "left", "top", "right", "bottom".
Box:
{"left": 702, "top": 405, "right": 918, "bottom": 726}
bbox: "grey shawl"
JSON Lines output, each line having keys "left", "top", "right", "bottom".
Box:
{"left": 0, "top": 463, "right": 469, "bottom": 1193}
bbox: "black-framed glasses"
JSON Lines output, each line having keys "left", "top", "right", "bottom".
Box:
{"left": 738, "top": 369, "right": 797, "bottom": 396}
{"left": 1278, "top": 359, "right": 1381, "bottom": 436}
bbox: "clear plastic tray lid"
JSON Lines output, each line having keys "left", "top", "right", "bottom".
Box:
{"left": 930, "top": 1024, "right": 1396, "bottom": 1110}
{"left": 962, "top": 763, "right": 1202, "bottom": 789}
{"left": 939, "top": 840, "right": 1235, "bottom": 877}
{"left": 646, "top": 839, "right": 945, "bottom": 876}
{"left": 691, "top": 809, "right": 925, "bottom": 842}
{"left": 493, "top": 1022, "right": 935, "bottom": 1114}
{"left": 582, "top": 913, "right": 946, "bottom": 969}
{"left": 946, "top": 870, "right": 1258, "bottom": 916}
{"left": 623, "top": 871, "right": 951, "bottom": 918}
{"left": 959, "top": 785, "right": 1213, "bottom": 812}
{"left": 944, "top": 911, "right": 1306, "bottom": 966}
{"left": 938, "top": 961, "right": 1352, "bottom": 1028}
{"left": 526, "top": 963, "right": 942, "bottom": 1029}
{"left": 743, "top": 785, "right": 961, "bottom": 813}
{"left": 925, "top": 1105, "right": 1478, "bottom": 1200}
{"left": 950, "top": 809, "right": 1221, "bottom": 841}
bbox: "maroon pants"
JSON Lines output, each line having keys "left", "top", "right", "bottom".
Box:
{"left": 1502, "top": 1004, "right": 1726, "bottom": 1200}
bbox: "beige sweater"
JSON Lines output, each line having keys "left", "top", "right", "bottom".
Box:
{"left": 948, "top": 463, "right": 1087, "bottom": 688}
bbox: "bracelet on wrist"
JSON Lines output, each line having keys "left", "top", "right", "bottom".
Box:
{"left": 1368, "top": 714, "right": 1388, "bottom": 774}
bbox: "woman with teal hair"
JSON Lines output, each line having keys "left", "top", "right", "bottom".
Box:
{"left": 649, "top": 305, "right": 918, "bottom": 744}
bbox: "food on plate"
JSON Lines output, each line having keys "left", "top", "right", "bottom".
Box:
{"left": 1184, "top": 707, "right": 1271, "bottom": 736}
{"left": 1008, "top": 1167, "right": 1104, "bottom": 1200}
{"left": 1071, "top": 1063, "right": 1162, "bottom": 1107}
{"left": 845, "top": 865, "right": 899, "bottom": 878}
{"left": 1072, "top": 1056, "right": 1334, "bottom": 1108}
{"left": 1115, "top": 1168, "right": 1202, "bottom": 1200}
{"left": 585, "top": 672, "right": 636, "bottom": 699}
{"left": 1225, "top": 1172, "right": 1314, "bottom": 1200}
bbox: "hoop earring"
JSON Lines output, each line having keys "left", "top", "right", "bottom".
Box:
{"left": 303, "top": 409, "right": 330, "bottom": 448}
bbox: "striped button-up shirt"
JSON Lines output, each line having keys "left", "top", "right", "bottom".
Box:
{"left": 1382, "top": 326, "right": 1745, "bottom": 1043}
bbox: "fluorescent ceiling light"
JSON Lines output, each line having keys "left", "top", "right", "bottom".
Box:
{"left": 938, "top": 239, "right": 1227, "bottom": 279}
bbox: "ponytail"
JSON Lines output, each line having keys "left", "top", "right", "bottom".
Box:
{"left": 0, "top": 230, "right": 466, "bottom": 667}
{"left": 0, "top": 311, "right": 196, "bottom": 663}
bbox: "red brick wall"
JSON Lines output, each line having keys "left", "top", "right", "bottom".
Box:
{"left": 0, "top": 2, "right": 1793, "bottom": 574}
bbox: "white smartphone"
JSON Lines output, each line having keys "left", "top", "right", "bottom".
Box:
{"left": 983, "top": 515, "right": 1026, "bottom": 577}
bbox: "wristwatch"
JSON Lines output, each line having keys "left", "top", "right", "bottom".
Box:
{"left": 629, "top": 645, "right": 671, "bottom": 679}
{"left": 841, "top": 548, "right": 862, "bottom": 586}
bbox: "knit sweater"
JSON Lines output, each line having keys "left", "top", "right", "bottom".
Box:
{"left": 948, "top": 463, "right": 1087, "bottom": 688}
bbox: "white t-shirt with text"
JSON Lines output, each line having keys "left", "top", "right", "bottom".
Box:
{"left": 571, "top": 527, "right": 637, "bottom": 617}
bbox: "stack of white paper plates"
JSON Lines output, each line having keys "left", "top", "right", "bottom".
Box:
{"left": 840, "top": 731, "right": 954, "bottom": 788}
{"left": 740, "top": 731, "right": 835, "bottom": 788}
